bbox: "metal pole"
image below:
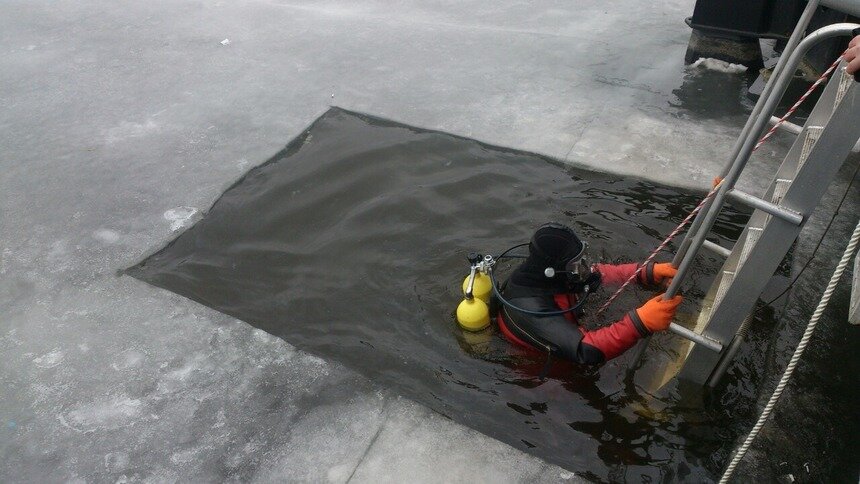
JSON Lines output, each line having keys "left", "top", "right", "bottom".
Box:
{"left": 726, "top": 189, "right": 804, "bottom": 225}
{"left": 707, "top": 314, "right": 753, "bottom": 387}
{"left": 627, "top": 335, "right": 650, "bottom": 370}
{"left": 668, "top": 322, "right": 723, "bottom": 352}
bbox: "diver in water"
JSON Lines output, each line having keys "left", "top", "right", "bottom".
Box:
{"left": 497, "top": 223, "right": 682, "bottom": 365}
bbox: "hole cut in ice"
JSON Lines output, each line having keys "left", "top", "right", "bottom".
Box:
{"left": 127, "top": 107, "right": 748, "bottom": 480}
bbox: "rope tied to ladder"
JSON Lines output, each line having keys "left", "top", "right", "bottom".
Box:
{"left": 754, "top": 56, "right": 843, "bottom": 150}
{"left": 595, "top": 54, "right": 845, "bottom": 318}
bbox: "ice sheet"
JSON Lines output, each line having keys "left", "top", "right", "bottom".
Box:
{"left": 1, "top": 0, "right": 851, "bottom": 481}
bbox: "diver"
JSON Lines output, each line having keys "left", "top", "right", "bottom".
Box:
{"left": 496, "top": 223, "right": 682, "bottom": 365}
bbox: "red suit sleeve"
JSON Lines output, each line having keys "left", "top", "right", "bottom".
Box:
{"left": 594, "top": 262, "right": 658, "bottom": 287}
{"left": 580, "top": 311, "right": 650, "bottom": 361}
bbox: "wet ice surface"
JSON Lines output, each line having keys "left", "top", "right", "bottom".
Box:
{"left": 1, "top": 0, "right": 856, "bottom": 481}
{"left": 2, "top": 272, "right": 570, "bottom": 482}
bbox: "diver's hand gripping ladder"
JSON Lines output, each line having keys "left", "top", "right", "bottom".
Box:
{"left": 655, "top": 18, "right": 860, "bottom": 388}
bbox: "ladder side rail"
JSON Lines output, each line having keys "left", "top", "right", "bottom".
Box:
{"left": 671, "top": 196, "right": 716, "bottom": 266}
{"left": 651, "top": 210, "right": 772, "bottom": 389}
{"left": 665, "top": 23, "right": 860, "bottom": 300}
{"left": 708, "top": 213, "right": 772, "bottom": 308}
{"left": 778, "top": 98, "right": 860, "bottom": 225}
{"left": 671, "top": 0, "right": 821, "bottom": 266}
{"left": 678, "top": 75, "right": 860, "bottom": 383}
{"left": 670, "top": 58, "right": 856, "bottom": 384}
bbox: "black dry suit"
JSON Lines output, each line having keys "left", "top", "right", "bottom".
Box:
{"left": 498, "top": 223, "right": 650, "bottom": 366}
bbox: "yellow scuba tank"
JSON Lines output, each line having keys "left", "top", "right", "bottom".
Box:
{"left": 456, "top": 297, "right": 490, "bottom": 332}
{"left": 456, "top": 253, "right": 492, "bottom": 332}
{"left": 461, "top": 272, "right": 492, "bottom": 303}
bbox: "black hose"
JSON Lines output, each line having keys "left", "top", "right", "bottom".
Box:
{"left": 488, "top": 243, "right": 590, "bottom": 317}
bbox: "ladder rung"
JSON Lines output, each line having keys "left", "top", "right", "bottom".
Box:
{"left": 798, "top": 126, "right": 823, "bottom": 172}
{"left": 668, "top": 323, "right": 723, "bottom": 352}
{"left": 768, "top": 116, "right": 803, "bottom": 135}
{"left": 727, "top": 189, "right": 804, "bottom": 226}
{"left": 703, "top": 239, "right": 731, "bottom": 258}
{"left": 738, "top": 227, "right": 763, "bottom": 269}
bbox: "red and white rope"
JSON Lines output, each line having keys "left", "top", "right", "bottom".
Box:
{"left": 595, "top": 54, "right": 845, "bottom": 317}
{"left": 595, "top": 181, "right": 722, "bottom": 316}
{"left": 754, "top": 56, "right": 842, "bottom": 150}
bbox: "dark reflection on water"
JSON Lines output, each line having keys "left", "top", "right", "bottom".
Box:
{"left": 669, "top": 66, "right": 816, "bottom": 125}
{"left": 671, "top": 68, "right": 757, "bottom": 121}
{"left": 129, "top": 108, "right": 765, "bottom": 482}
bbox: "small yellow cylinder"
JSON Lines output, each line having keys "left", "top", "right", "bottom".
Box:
{"left": 462, "top": 273, "right": 492, "bottom": 303}
{"left": 456, "top": 298, "right": 490, "bottom": 331}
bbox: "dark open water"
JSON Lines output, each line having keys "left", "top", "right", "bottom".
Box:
{"left": 127, "top": 108, "right": 858, "bottom": 482}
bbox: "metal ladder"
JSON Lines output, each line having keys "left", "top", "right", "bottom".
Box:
{"left": 651, "top": 16, "right": 860, "bottom": 388}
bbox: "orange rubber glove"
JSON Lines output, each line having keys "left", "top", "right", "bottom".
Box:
{"left": 636, "top": 293, "right": 683, "bottom": 332}
{"left": 653, "top": 263, "right": 677, "bottom": 283}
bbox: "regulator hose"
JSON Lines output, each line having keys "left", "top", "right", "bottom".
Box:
{"left": 488, "top": 243, "right": 590, "bottom": 317}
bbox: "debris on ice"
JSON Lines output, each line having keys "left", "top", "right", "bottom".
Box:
{"left": 689, "top": 57, "right": 748, "bottom": 74}
{"left": 163, "top": 207, "right": 199, "bottom": 232}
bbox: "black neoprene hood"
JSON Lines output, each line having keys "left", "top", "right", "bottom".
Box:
{"left": 528, "top": 223, "right": 585, "bottom": 270}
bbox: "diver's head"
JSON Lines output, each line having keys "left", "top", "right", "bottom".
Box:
{"left": 508, "top": 222, "right": 595, "bottom": 293}
{"left": 528, "top": 222, "right": 586, "bottom": 272}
